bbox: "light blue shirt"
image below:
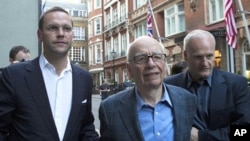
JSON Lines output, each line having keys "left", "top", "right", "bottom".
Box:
{"left": 136, "top": 85, "right": 174, "bottom": 141}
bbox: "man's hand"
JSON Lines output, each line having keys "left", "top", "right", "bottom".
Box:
{"left": 190, "top": 127, "right": 198, "bottom": 141}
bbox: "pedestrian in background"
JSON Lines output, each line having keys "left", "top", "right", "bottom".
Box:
{"left": 0, "top": 45, "right": 31, "bottom": 75}
{"left": 9, "top": 45, "right": 31, "bottom": 64}
{"left": 0, "top": 6, "right": 99, "bottom": 141}
{"left": 122, "top": 76, "right": 133, "bottom": 90}
{"left": 164, "top": 29, "right": 250, "bottom": 141}
{"left": 99, "top": 36, "right": 197, "bottom": 141}
{"left": 99, "top": 79, "right": 110, "bottom": 100}
{"left": 171, "top": 60, "right": 188, "bottom": 75}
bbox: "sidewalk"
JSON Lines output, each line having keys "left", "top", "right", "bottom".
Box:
{"left": 92, "top": 94, "right": 101, "bottom": 99}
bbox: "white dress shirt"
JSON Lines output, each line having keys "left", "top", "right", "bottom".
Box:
{"left": 39, "top": 54, "right": 72, "bottom": 141}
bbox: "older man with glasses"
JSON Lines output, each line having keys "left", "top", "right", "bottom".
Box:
{"left": 98, "top": 35, "right": 197, "bottom": 141}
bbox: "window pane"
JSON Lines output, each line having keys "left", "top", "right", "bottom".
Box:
{"left": 179, "top": 14, "right": 185, "bottom": 32}
{"left": 164, "top": 3, "right": 185, "bottom": 35}
{"left": 178, "top": 4, "right": 184, "bottom": 11}
{"left": 209, "top": 0, "right": 224, "bottom": 23}
{"left": 69, "top": 47, "right": 84, "bottom": 62}
{"left": 218, "top": 0, "right": 224, "bottom": 19}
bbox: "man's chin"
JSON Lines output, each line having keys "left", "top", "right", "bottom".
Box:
{"left": 199, "top": 73, "right": 210, "bottom": 80}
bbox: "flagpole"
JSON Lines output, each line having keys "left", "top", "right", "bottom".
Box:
{"left": 147, "top": 0, "right": 170, "bottom": 75}
{"left": 237, "top": 0, "right": 250, "bottom": 44}
{"left": 147, "top": 0, "right": 161, "bottom": 44}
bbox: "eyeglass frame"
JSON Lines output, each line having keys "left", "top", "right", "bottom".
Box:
{"left": 129, "top": 53, "right": 167, "bottom": 64}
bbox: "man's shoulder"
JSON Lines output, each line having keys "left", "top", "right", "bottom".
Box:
{"left": 0, "top": 67, "right": 3, "bottom": 76}
{"left": 102, "top": 89, "right": 133, "bottom": 104}
{"left": 71, "top": 64, "right": 91, "bottom": 76}
{"left": 213, "top": 68, "right": 247, "bottom": 82}
{"left": 165, "top": 83, "right": 194, "bottom": 98}
{"left": 164, "top": 72, "right": 186, "bottom": 85}
{"left": 165, "top": 83, "right": 187, "bottom": 92}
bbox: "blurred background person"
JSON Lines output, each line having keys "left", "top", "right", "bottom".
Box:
{"left": 9, "top": 45, "right": 31, "bottom": 64}
{"left": 171, "top": 60, "right": 188, "bottom": 75}
{"left": 99, "top": 79, "right": 110, "bottom": 100}
{"left": 0, "top": 45, "right": 31, "bottom": 75}
{"left": 122, "top": 76, "right": 133, "bottom": 90}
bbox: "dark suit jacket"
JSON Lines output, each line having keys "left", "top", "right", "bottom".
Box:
{"left": 164, "top": 68, "right": 250, "bottom": 141}
{"left": 0, "top": 57, "right": 99, "bottom": 141}
{"left": 99, "top": 83, "right": 197, "bottom": 141}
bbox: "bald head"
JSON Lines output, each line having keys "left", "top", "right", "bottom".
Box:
{"left": 183, "top": 29, "right": 215, "bottom": 52}
{"left": 127, "top": 36, "right": 164, "bottom": 62}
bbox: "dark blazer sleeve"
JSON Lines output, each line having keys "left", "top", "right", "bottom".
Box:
{"left": 164, "top": 69, "right": 250, "bottom": 141}
{"left": 0, "top": 67, "right": 14, "bottom": 140}
{"left": 198, "top": 70, "right": 250, "bottom": 141}
{"left": 69, "top": 65, "right": 99, "bottom": 141}
{"left": 98, "top": 89, "right": 144, "bottom": 141}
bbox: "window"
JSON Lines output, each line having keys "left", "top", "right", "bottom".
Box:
{"left": 73, "top": 27, "right": 85, "bottom": 40}
{"left": 112, "top": 8, "right": 118, "bottom": 26}
{"left": 68, "top": 9, "right": 82, "bottom": 17}
{"left": 112, "top": 37, "right": 120, "bottom": 58}
{"left": 69, "top": 47, "right": 85, "bottom": 62}
{"left": 106, "top": 13, "right": 110, "bottom": 25}
{"left": 106, "top": 41, "right": 111, "bottom": 61}
{"left": 79, "top": 10, "right": 87, "bottom": 17}
{"left": 88, "top": 0, "right": 92, "bottom": 13}
{"left": 89, "top": 45, "right": 93, "bottom": 64}
{"left": 113, "top": 37, "right": 118, "bottom": 53}
{"left": 95, "top": 18, "right": 101, "bottom": 35}
{"left": 105, "top": 13, "right": 111, "bottom": 30}
{"left": 242, "top": 40, "right": 250, "bottom": 80}
{"left": 164, "top": 3, "right": 185, "bottom": 36}
{"left": 94, "top": 0, "right": 101, "bottom": 9}
{"left": 120, "top": 3, "right": 126, "bottom": 18}
{"left": 135, "top": 22, "right": 147, "bottom": 38}
{"left": 88, "top": 21, "right": 93, "bottom": 37}
{"left": 209, "top": 0, "right": 224, "bottom": 23}
{"left": 96, "top": 44, "right": 102, "bottom": 64}
{"left": 121, "top": 34, "right": 127, "bottom": 56}
{"left": 73, "top": 10, "right": 78, "bottom": 16}
{"left": 134, "top": 0, "right": 147, "bottom": 9}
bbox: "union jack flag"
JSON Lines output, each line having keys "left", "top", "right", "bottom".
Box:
{"left": 147, "top": 2, "right": 153, "bottom": 37}
{"left": 224, "top": 0, "right": 237, "bottom": 48}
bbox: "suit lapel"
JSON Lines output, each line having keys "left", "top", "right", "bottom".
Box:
{"left": 118, "top": 90, "right": 145, "bottom": 141}
{"left": 25, "top": 58, "right": 59, "bottom": 140}
{"left": 167, "top": 85, "right": 183, "bottom": 141}
{"left": 174, "top": 72, "right": 189, "bottom": 89}
{"left": 209, "top": 69, "right": 227, "bottom": 127}
{"left": 63, "top": 65, "right": 83, "bottom": 138}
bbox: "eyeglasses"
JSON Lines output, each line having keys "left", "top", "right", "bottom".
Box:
{"left": 129, "top": 54, "right": 166, "bottom": 64}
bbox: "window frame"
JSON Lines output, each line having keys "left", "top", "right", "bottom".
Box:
{"left": 164, "top": 3, "right": 185, "bottom": 36}
{"left": 208, "top": 0, "right": 225, "bottom": 24}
